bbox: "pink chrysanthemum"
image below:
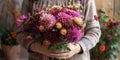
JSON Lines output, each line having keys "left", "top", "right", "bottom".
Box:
{"left": 16, "top": 15, "right": 28, "bottom": 31}
{"left": 39, "top": 13, "right": 56, "bottom": 29}
{"left": 66, "top": 29, "right": 83, "bottom": 42}
{"left": 65, "top": 8, "right": 81, "bottom": 18}
{"left": 57, "top": 12, "right": 72, "bottom": 25}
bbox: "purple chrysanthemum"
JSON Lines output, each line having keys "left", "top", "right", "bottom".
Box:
{"left": 19, "top": 15, "right": 27, "bottom": 20}
{"left": 57, "top": 12, "right": 72, "bottom": 24}
{"left": 40, "top": 13, "right": 56, "bottom": 29}
{"left": 16, "top": 15, "right": 28, "bottom": 31}
{"left": 66, "top": 29, "right": 83, "bottom": 42}
{"left": 16, "top": 19, "right": 24, "bottom": 31}
{"left": 65, "top": 8, "right": 81, "bottom": 18}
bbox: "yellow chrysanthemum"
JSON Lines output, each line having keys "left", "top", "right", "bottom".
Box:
{"left": 39, "top": 25, "right": 45, "bottom": 32}
{"left": 68, "top": 5, "right": 74, "bottom": 9}
{"left": 46, "top": 8, "right": 51, "bottom": 12}
{"left": 73, "top": 5, "right": 79, "bottom": 10}
{"left": 73, "top": 17, "right": 83, "bottom": 26}
{"left": 52, "top": 5, "right": 62, "bottom": 9}
{"left": 56, "top": 22, "right": 62, "bottom": 29}
{"left": 60, "top": 28, "right": 67, "bottom": 35}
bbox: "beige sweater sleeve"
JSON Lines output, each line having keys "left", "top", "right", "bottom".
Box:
{"left": 78, "top": 0, "right": 101, "bottom": 53}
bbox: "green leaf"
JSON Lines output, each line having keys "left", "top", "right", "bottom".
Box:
{"left": 103, "top": 16, "right": 108, "bottom": 22}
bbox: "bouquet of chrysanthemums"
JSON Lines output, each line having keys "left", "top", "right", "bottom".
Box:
{"left": 17, "top": 5, "right": 85, "bottom": 51}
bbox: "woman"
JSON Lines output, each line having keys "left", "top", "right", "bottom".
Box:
{"left": 17, "top": 0, "right": 101, "bottom": 60}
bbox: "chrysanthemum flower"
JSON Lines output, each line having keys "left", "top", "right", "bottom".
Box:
{"left": 39, "top": 13, "right": 56, "bottom": 29}
{"left": 16, "top": 15, "right": 28, "bottom": 31}
{"left": 50, "top": 8, "right": 61, "bottom": 16}
{"left": 66, "top": 29, "right": 82, "bottom": 42}
{"left": 19, "top": 15, "right": 27, "bottom": 20}
{"left": 52, "top": 5, "right": 62, "bottom": 10}
{"left": 55, "top": 22, "right": 62, "bottom": 29}
{"left": 65, "top": 8, "right": 81, "bottom": 18}
{"left": 57, "top": 12, "right": 72, "bottom": 25}
{"left": 67, "top": 5, "right": 74, "bottom": 9}
{"left": 60, "top": 28, "right": 67, "bottom": 35}
{"left": 73, "top": 17, "right": 83, "bottom": 26}
{"left": 39, "top": 25, "right": 45, "bottom": 32}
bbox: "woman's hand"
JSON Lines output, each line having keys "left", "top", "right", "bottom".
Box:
{"left": 50, "top": 43, "right": 81, "bottom": 59}
{"left": 30, "top": 42, "right": 54, "bottom": 57}
{"left": 30, "top": 42, "right": 81, "bottom": 59}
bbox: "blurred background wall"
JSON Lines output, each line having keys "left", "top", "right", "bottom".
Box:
{"left": 114, "top": 0, "right": 120, "bottom": 15}
{"left": 95, "top": 0, "right": 114, "bottom": 18}
{"left": 95, "top": 0, "right": 120, "bottom": 19}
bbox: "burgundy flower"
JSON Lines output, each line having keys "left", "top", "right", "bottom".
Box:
{"left": 44, "top": 31, "right": 61, "bottom": 43}
{"left": 50, "top": 8, "right": 61, "bottom": 16}
{"left": 107, "top": 21, "right": 120, "bottom": 29}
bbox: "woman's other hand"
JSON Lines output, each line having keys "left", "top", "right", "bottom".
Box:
{"left": 50, "top": 43, "right": 81, "bottom": 59}
{"left": 30, "top": 42, "right": 81, "bottom": 59}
